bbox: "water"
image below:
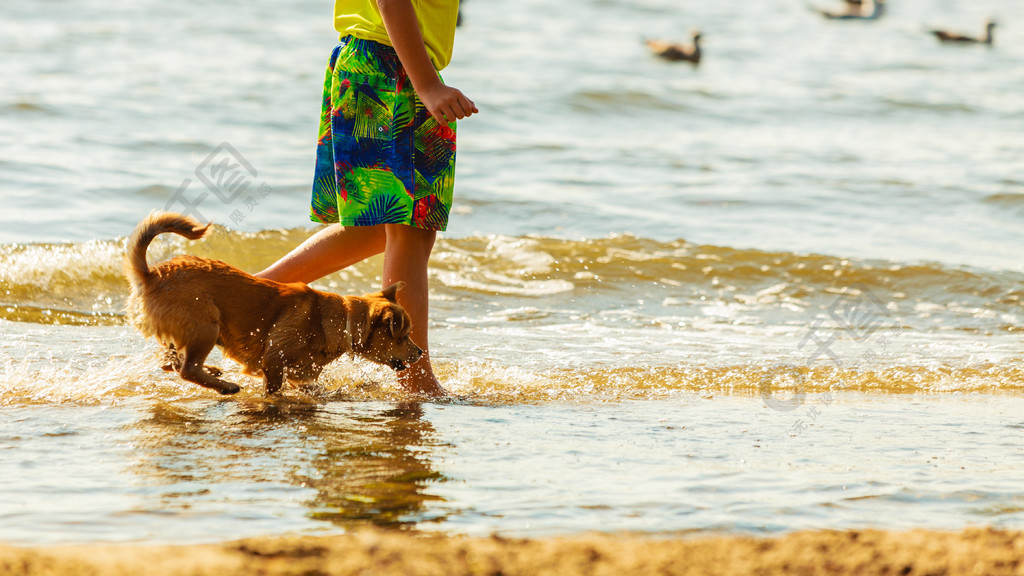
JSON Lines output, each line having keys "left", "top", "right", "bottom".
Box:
{"left": 4, "top": 396, "right": 1024, "bottom": 545}
{"left": 1, "top": 0, "right": 1023, "bottom": 546}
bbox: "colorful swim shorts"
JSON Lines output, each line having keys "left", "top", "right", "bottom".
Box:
{"left": 309, "top": 37, "right": 457, "bottom": 231}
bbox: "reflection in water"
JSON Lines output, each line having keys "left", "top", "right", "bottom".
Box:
{"left": 300, "top": 402, "right": 448, "bottom": 528}
{"left": 129, "top": 399, "right": 449, "bottom": 531}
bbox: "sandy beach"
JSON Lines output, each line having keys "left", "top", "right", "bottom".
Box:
{"left": 2, "top": 528, "right": 1022, "bottom": 576}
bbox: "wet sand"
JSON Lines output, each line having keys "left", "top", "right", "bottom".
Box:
{"left": 2, "top": 528, "right": 1022, "bottom": 576}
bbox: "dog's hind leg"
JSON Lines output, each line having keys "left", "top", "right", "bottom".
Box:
{"left": 162, "top": 343, "right": 222, "bottom": 377}
{"left": 178, "top": 325, "right": 241, "bottom": 395}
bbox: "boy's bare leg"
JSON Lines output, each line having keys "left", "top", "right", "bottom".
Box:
{"left": 255, "top": 224, "right": 386, "bottom": 283}
{"left": 383, "top": 223, "right": 447, "bottom": 397}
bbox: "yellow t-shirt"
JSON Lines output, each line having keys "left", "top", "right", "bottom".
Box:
{"left": 334, "top": 0, "right": 459, "bottom": 71}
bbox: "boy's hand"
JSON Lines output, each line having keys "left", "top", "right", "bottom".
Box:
{"left": 374, "top": 0, "right": 476, "bottom": 124}
{"left": 419, "top": 83, "right": 478, "bottom": 124}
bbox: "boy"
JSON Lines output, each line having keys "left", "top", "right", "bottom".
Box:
{"left": 256, "top": 0, "right": 476, "bottom": 396}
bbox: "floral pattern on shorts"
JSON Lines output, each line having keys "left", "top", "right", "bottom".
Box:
{"left": 309, "top": 37, "right": 457, "bottom": 231}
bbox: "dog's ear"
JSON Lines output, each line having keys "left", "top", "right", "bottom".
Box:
{"left": 388, "top": 306, "right": 411, "bottom": 339}
{"left": 380, "top": 281, "right": 405, "bottom": 303}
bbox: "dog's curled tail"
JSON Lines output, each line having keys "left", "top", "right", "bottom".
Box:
{"left": 125, "top": 211, "right": 210, "bottom": 288}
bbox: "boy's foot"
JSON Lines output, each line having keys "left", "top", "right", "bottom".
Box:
{"left": 397, "top": 363, "right": 448, "bottom": 397}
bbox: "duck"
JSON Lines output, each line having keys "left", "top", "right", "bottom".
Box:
{"left": 645, "top": 29, "right": 702, "bottom": 65}
{"left": 930, "top": 19, "right": 996, "bottom": 45}
{"left": 812, "top": 0, "right": 886, "bottom": 20}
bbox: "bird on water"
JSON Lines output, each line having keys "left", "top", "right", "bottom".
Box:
{"left": 645, "top": 29, "right": 703, "bottom": 65}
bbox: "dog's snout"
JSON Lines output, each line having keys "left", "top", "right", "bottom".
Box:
{"left": 390, "top": 345, "right": 424, "bottom": 372}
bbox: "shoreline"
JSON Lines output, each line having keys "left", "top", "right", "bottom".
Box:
{"left": 2, "top": 528, "right": 1022, "bottom": 575}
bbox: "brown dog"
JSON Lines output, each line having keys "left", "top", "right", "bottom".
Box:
{"left": 124, "top": 212, "right": 423, "bottom": 395}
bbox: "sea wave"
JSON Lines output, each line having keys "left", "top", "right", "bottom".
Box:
{"left": 0, "top": 228, "right": 1021, "bottom": 335}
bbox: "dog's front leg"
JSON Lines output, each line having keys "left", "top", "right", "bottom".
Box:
{"left": 261, "top": 350, "right": 286, "bottom": 395}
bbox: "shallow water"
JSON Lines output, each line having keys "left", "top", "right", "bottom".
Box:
{"left": 2, "top": 0, "right": 1023, "bottom": 546}
{"left": 2, "top": 389, "right": 1024, "bottom": 545}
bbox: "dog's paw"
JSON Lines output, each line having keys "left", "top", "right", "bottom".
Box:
{"left": 204, "top": 365, "right": 224, "bottom": 377}
{"left": 218, "top": 383, "right": 241, "bottom": 395}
